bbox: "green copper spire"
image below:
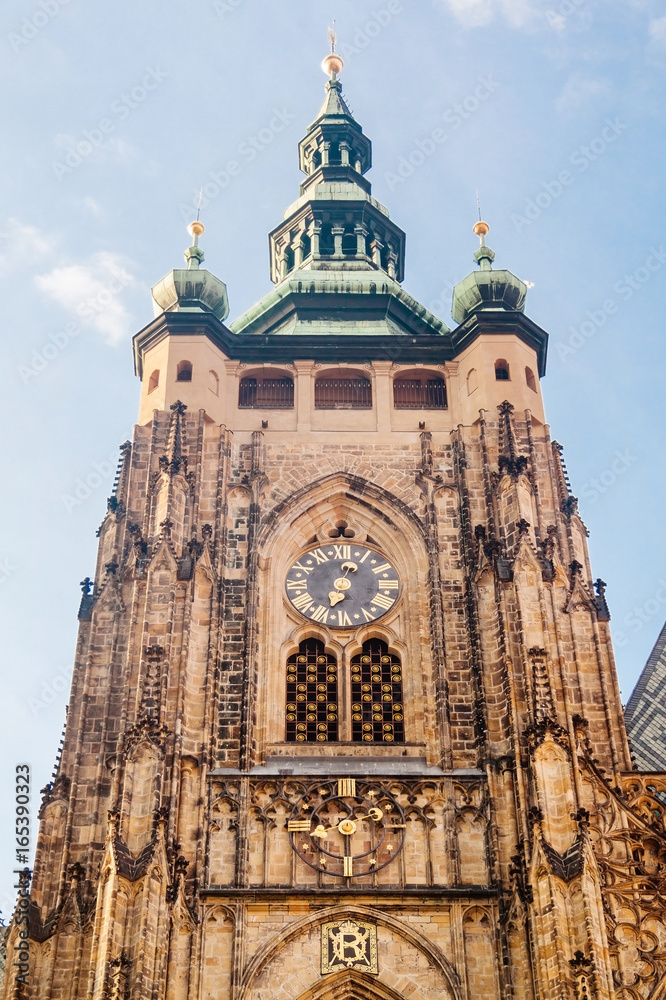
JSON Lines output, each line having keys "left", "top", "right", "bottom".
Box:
{"left": 151, "top": 221, "right": 229, "bottom": 321}
{"left": 451, "top": 221, "right": 527, "bottom": 324}
{"left": 266, "top": 49, "right": 405, "bottom": 284}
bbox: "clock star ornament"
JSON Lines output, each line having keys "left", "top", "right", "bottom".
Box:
{"left": 285, "top": 544, "right": 400, "bottom": 628}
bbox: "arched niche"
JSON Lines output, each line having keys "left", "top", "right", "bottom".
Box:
{"left": 238, "top": 904, "right": 462, "bottom": 1000}
{"left": 314, "top": 368, "right": 372, "bottom": 409}
{"left": 238, "top": 367, "right": 294, "bottom": 409}
{"left": 392, "top": 368, "right": 447, "bottom": 409}
{"left": 254, "top": 473, "right": 433, "bottom": 757}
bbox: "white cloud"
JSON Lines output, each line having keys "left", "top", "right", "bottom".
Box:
{"left": 438, "top": 0, "right": 495, "bottom": 27}
{"left": 53, "top": 132, "right": 137, "bottom": 168}
{"left": 0, "top": 218, "right": 57, "bottom": 267}
{"left": 649, "top": 16, "right": 666, "bottom": 47}
{"left": 79, "top": 196, "right": 103, "bottom": 216}
{"left": 436, "top": 0, "right": 536, "bottom": 28}
{"left": 554, "top": 74, "right": 610, "bottom": 114}
{"left": 35, "top": 252, "right": 137, "bottom": 346}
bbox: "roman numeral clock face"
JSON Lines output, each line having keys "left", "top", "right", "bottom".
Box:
{"left": 285, "top": 545, "right": 400, "bottom": 628}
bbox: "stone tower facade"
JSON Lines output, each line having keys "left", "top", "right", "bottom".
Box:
{"left": 5, "top": 56, "right": 666, "bottom": 1000}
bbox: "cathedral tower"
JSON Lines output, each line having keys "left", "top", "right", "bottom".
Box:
{"left": 5, "top": 52, "right": 666, "bottom": 1000}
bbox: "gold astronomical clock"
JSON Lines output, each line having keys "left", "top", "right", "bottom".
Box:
{"left": 287, "top": 778, "right": 406, "bottom": 878}
{"left": 285, "top": 544, "right": 400, "bottom": 628}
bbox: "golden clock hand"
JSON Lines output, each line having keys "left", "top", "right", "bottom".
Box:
{"left": 354, "top": 807, "right": 383, "bottom": 822}
{"left": 328, "top": 560, "right": 358, "bottom": 606}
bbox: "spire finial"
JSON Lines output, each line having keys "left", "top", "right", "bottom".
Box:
{"left": 185, "top": 220, "right": 205, "bottom": 270}
{"left": 472, "top": 219, "right": 494, "bottom": 271}
{"left": 322, "top": 23, "right": 344, "bottom": 80}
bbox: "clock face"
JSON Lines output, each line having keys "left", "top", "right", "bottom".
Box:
{"left": 285, "top": 544, "right": 400, "bottom": 629}
{"left": 287, "top": 779, "right": 406, "bottom": 879}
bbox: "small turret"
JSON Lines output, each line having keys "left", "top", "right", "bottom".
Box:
{"left": 451, "top": 221, "right": 527, "bottom": 324}
{"left": 151, "top": 221, "right": 229, "bottom": 321}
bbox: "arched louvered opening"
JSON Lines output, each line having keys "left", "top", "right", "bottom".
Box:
{"left": 148, "top": 369, "right": 159, "bottom": 393}
{"left": 176, "top": 360, "right": 192, "bottom": 382}
{"left": 342, "top": 228, "right": 357, "bottom": 256}
{"left": 301, "top": 231, "right": 311, "bottom": 261}
{"left": 351, "top": 640, "right": 404, "bottom": 743}
{"left": 380, "top": 243, "right": 391, "bottom": 272}
{"left": 286, "top": 639, "right": 338, "bottom": 742}
{"left": 525, "top": 366, "right": 537, "bottom": 392}
{"left": 495, "top": 359, "right": 510, "bottom": 381}
{"left": 284, "top": 245, "right": 295, "bottom": 275}
{"left": 319, "top": 224, "right": 334, "bottom": 256}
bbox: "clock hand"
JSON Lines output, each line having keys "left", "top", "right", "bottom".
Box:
{"left": 328, "top": 561, "right": 358, "bottom": 606}
{"left": 354, "top": 807, "right": 383, "bottom": 822}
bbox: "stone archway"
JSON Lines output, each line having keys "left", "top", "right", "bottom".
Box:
{"left": 238, "top": 905, "right": 462, "bottom": 1000}
{"left": 295, "top": 968, "right": 415, "bottom": 1000}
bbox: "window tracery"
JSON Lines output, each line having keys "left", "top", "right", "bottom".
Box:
{"left": 285, "top": 639, "right": 338, "bottom": 742}
{"left": 351, "top": 639, "right": 404, "bottom": 743}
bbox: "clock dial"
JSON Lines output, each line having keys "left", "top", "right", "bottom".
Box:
{"left": 285, "top": 544, "right": 400, "bottom": 628}
{"left": 287, "top": 779, "right": 406, "bottom": 879}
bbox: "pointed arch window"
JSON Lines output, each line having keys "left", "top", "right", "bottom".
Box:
{"left": 286, "top": 639, "right": 338, "bottom": 742}
{"left": 351, "top": 640, "right": 404, "bottom": 743}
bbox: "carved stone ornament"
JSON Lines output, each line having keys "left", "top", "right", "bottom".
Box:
{"left": 321, "top": 918, "right": 378, "bottom": 975}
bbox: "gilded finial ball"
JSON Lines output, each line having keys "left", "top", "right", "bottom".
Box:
{"left": 473, "top": 220, "right": 490, "bottom": 237}
{"left": 322, "top": 52, "right": 344, "bottom": 78}
{"left": 188, "top": 220, "right": 205, "bottom": 239}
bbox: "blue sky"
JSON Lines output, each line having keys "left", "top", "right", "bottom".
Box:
{"left": 1, "top": 0, "right": 664, "bottom": 917}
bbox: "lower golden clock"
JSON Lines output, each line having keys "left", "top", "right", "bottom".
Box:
{"left": 287, "top": 778, "right": 406, "bottom": 878}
